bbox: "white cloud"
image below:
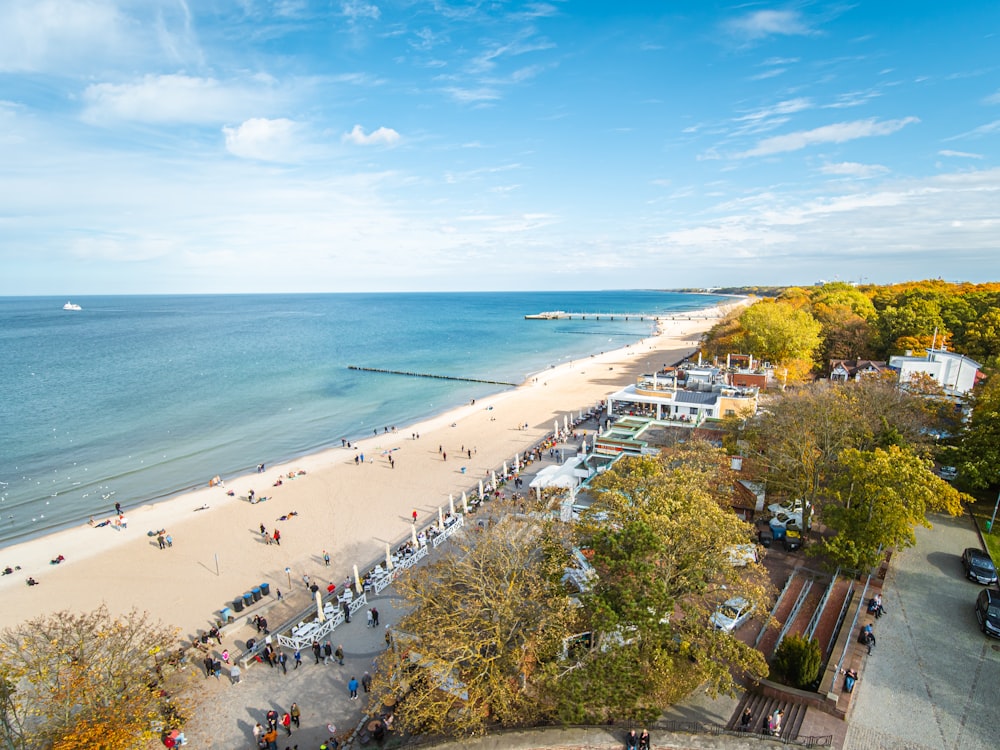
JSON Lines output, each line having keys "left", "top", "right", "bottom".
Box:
{"left": 443, "top": 87, "right": 501, "bottom": 104}
{"left": 725, "top": 10, "right": 814, "bottom": 40}
{"left": 0, "top": 0, "right": 196, "bottom": 74}
{"left": 81, "top": 74, "right": 283, "bottom": 125}
{"left": 938, "top": 149, "right": 983, "bottom": 159}
{"left": 341, "top": 1, "right": 380, "bottom": 21}
{"left": 735, "top": 98, "right": 813, "bottom": 122}
{"left": 737, "top": 117, "right": 919, "bottom": 158}
{"left": 342, "top": 124, "right": 401, "bottom": 146}
{"left": 985, "top": 90, "right": 1000, "bottom": 105}
{"left": 820, "top": 162, "right": 889, "bottom": 178}
{"left": 946, "top": 119, "right": 1000, "bottom": 140}
{"left": 223, "top": 118, "right": 300, "bottom": 162}
{"left": 750, "top": 68, "right": 786, "bottom": 80}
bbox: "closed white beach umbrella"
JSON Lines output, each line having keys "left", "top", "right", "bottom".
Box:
{"left": 438, "top": 506, "right": 444, "bottom": 529}
{"left": 491, "top": 470, "right": 497, "bottom": 489}
{"left": 411, "top": 523, "right": 418, "bottom": 547}
{"left": 502, "top": 461, "right": 508, "bottom": 476}
{"left": 514, "top": 453, "right": 520, "bottom": 472}
{"left": 536, "top": 484, "right": 542, "bottom": 502}
{"left": 386, "top": 543, "right": 394, "bottom": 571}
{"left": 553, "top": 419, "right": 559, "bottom": 437}
{"left": 315, "top": 590, "right": 325, "bottom": 622}
{"left": 479, "top": 479, "right": 484, "bottom": 498}
{"left": 353, "top": 564, "right": 362, "bottom": 593}
{"left": 449, "top": 494, "right": 455, "bottom": 516}
{"left": 564, "top": 414, "right": 569, "bottom": 432}
{"left": 462, "top": 491, "right": 468, "bottom": 513}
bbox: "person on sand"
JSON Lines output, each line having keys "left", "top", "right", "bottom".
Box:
{"left": 26, "top": 577, "right": 39, "bottom": 586}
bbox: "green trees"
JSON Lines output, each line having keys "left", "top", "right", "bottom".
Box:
{"left": 558, "top": 448, "right": 770, "bottom": 722}
{"left": 736, "top": 300, "right": 823, "bottom": 365}
{"left": 0, "top": 606, "right": 183, "bottom": 750}
{"left": 817, "top": 446, "right": 964, "bottom": 571}
{"left": 956, "top": 377, "right": 1000, "bottom": 489}
{"left": 771, "top": 634, "right": 822, "bottom": 689}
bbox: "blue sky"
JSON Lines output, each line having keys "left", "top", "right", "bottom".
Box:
{"left": 2, "top": 1, "right": 999, "bottom": 294}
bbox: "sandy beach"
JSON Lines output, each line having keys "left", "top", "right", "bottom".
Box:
{"left": 0, "top": 299, "right": 745, "bottom": 639}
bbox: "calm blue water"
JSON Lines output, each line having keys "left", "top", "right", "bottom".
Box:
{"left": 0, "top": 292, "right": 724, "bottom": 545}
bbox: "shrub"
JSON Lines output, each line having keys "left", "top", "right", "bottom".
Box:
{"left": 772, "top": 634, "right": 822, "bottom": 689}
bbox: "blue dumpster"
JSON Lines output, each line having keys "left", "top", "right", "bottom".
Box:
{"left": 220, "top": 606, "right": 233, "bottom": 623}
{"left": 260, "top": 582, "right": 270, "bottom": 596}
{"left": 242, "top": 592, "right": 253, "bottom": 607}
{"left": 251, "top": 586, "right": 261, "bottom": 602}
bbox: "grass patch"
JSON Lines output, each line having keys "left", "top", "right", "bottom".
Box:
{"left": 973, "top": 514, "right": 1000, "bottom": 563}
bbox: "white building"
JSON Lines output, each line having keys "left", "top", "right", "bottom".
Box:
{"left": 888, "top": 348, "right": 981, "bottom": 397}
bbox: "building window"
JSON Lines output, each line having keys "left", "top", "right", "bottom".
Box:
{"left": 689, "top": 407, "right": 698, "bottom": 416}
{"left": 725, "top": 409, "right": 735, "bottom": 416}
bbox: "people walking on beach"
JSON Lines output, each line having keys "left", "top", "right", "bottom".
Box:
{"left": 221, "top": 649, "right": 230, "bottom": 664}
{"left": 323, "top": 550, "right": 330, "bottom": 566}
{"left": 412, "top": 510, "right": 418, "bottom": 523}
{"left": 334, "top": 644, "right": 344, "bottom": 665}
{"left": 157, "top": 533, "right": 165, "bottom": 549}
{"left": 260, "top": 522, "right": 267, "bottom": 536}
{"left": 348, "top": 676, "right": 359, "bottom": 699}
{"left": 203, "top": 656, "right": 214, "bottom": 678}
{"left": 165, "top": 534, "right": 172, "bottom": 547}
{"left": 209, "top": 625, "right": 222, "bottom": 644}
{"left": 303, "top": 573, "right": 310, "bottom": 589}
{"left": 273, "top": 528, "right": 281, "bottom": 546}
{"left": 230, "top": 664, "right": 241, "bottom": 684}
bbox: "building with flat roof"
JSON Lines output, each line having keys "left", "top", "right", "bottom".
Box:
{"left": 888, "top": 348, "right": 981, "bottom": 397}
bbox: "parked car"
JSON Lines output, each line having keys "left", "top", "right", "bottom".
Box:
{"left": 710, "top": 597, "right": 755, "bottom": 633}
{"left": 727, "top": 544, "right": 760, "bottom": 567}
{"left": 767, "top": 498, "right": 809, "bottom": 517}
{"left": 961, "top": 547, "right": 998, "bottom": 585}
{"left": 939, "top": 466, "right": 957, "bottom": 481}
{"left": 974, "top": 589, "right": 1000, "bottom": 638}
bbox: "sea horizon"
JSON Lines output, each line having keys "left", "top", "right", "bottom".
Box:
{"left": 0, "top": 290, "right": 728, "bottom": 547}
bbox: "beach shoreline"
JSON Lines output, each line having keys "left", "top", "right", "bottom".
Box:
{"left": 0, "top": 299, "right": 745, "bottom": 636}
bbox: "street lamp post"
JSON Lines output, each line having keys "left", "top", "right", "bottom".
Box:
{"left": 285, "top": 567, "right": 291, "bottom": 588}
{"left": 989, "top": 490, "right": 1000, "bottom": 534}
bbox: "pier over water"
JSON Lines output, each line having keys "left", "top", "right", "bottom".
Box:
{"left": 348, "top": 366, "right": 517, "bottom": 387}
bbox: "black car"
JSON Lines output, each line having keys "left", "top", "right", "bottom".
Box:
{"left": 975, "top": 589, "right": 1000, "bottom": 638}
{"left": 961, "top": 547, "right": 998, "bottom": 585}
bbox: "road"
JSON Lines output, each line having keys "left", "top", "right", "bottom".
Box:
{"left": 843, "top": 512, "right": 1000, "bottom": 750}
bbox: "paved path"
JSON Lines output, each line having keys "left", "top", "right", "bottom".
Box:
{"left": 183, "top": 591, "right": 405, "bottom": 748}
{"left": 843, "top": 513, "right": 1000, "bottom": 750}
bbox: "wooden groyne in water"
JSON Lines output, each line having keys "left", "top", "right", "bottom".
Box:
{"left": 348, "top": 366, "right": 517, "bottom": 387}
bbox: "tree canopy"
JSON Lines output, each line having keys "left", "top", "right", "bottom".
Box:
{"left": 736, "top": 300, "right": 823, "bottom": 365}
{"left": 369, "top": 518, "right": 576, "bottom": 738}
{"left": 0, "top": 606, "right": 183, "bottom": 750}
{"left": 956, "top": 376, "right": 1000, "bottom": 489}
{"left": 560, "top": 447, "right": 770, "bottom": 722}
{"left": 816, "top": 446, "right": 965, "bottom": 572}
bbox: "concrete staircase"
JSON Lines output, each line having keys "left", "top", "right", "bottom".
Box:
{"left": 726, "top": 691, "right": 809, "bottom": 741}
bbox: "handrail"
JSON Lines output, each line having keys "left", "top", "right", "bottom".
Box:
{"left": 831, "top": 574, "right": 871, "bottom": 689}
{"left": 755, "top": 571, "right": 797, "bottom": 648}
{"left": 773, "top": 579, "right": 813, "bottom": 654}
{"left": 804, "top": 570, "right": 838, "bottom": 640}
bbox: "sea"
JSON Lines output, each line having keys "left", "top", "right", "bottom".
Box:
{"left": 0, "top": 291, "right": 727, "bottom": 547}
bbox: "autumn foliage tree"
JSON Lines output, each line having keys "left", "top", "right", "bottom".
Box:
{"left": 369, "top": 518, "right": 576, "bottom": 738}
{"left": 0, "top": 606, "right": 182, "bottom": 750}
{"left": 556, "top": 446, "right": 770, "bottom": 723}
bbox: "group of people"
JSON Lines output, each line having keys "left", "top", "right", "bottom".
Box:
{"left": 738, "top": 706, "right": 785, "bottom": 737}
{"left": 624, "top": 728, "right": 651, "bottom": 749}
{"left": 867, "top": 592, "right": 886, "bottom": 619}
{"left": 252, "top": 703, "right": 300, "bottom": 748}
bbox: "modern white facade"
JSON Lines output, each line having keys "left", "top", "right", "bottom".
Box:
{"left": 888, "top": 348, "right": 981, "bottom": 397}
